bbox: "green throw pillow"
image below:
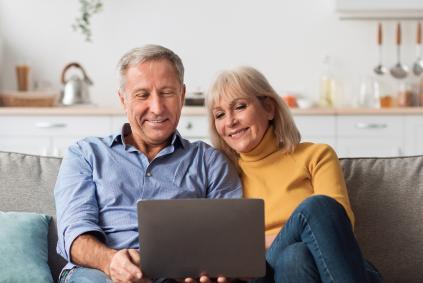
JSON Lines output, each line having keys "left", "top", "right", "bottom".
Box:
{"left": 0, "top": 211, "right": 53, "bottom": 283}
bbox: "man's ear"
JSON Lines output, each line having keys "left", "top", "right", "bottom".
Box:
{"left": 263, "top": 97, "right": 276, "bottom": 121}
{"left": 181, "top": 84, "right": 186, "bottom": 102}
{"left": 117, "top": 90, "right": 127, "bottom": 112}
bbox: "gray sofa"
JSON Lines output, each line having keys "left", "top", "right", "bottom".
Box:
{"left": 1, "top": 151, "right": 423, "bottom": 283}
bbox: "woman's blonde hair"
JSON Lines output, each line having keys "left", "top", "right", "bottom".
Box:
{"left": 206, "top": 66, "right": 301, "bottom": 164}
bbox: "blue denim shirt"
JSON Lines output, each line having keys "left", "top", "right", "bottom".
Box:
{"left": 54, "top": 123, "right": 242, "bottom": 269}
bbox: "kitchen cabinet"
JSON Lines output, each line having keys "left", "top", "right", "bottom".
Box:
{"left": 336, "top": 115, "right": 405, "bottom": 157}
{"left": 0, "top": 115, "right": 111, "bottom": 156}
{"left": 1, "top": 107, "right": 422, "bottom": 158}
{"left": 294, "top": 115, "right": 336, "bottom": 149}
{"left": 404, "top": 116, "right": 423, "bottom": 155}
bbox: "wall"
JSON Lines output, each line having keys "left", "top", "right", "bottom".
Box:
{"left": 0, "top": 0, "right": 420, "bottom": 106}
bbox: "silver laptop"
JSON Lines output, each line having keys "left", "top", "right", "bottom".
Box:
{"left": 137, "top": 198, "right": 266, "bottom": 279}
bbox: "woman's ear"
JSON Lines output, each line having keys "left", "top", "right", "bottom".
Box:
{"left": 262, "top": 97, "right": 276, "bottom": 121}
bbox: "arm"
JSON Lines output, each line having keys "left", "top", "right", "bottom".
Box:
{"left": 205, "top": 148, "right": 242, "bottom": 199}
{"left": 71, "top": 233, "right": 116, "bottom": 275}
{"left": 55, "top": 142, "right": 144, "bottom": 282}
{"left": 71, "top": 233, "right": 143, "bottom": 281}
{"left": 307, "top": 144, "right": 355, "bottom": 227}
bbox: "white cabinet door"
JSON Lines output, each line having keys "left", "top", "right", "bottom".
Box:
{"left": 0, "top": 115, "right": 112, "bottom": 156}
{"left": 293, "top": 115, "right": 337, "bottom": 149}
{"left": 0, "top": 136, "right": 51, "bottom": 156}
{"left": 336, "top": 115, "right": 405, "bottom": 157}
{"left": 404, "top": 116, "right": 423, "bottom": 156}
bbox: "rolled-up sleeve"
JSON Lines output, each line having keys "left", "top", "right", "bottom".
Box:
{"left": 54, "top": 142, "right": 105, "bottom": 262}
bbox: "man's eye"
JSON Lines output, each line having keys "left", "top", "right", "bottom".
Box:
{"left": 161, "top": 90, "right": 175, "bottom": 97}
{"left": 135, "top": 92, "right": 149, "bottom": 99}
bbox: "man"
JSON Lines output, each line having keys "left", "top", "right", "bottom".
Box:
{"left": 55, "top": 44, "right": 242, "bottom": 283}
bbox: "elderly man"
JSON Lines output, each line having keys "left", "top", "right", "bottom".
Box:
{"left": 54, "top": 45, "right": 241, "bottom": 283}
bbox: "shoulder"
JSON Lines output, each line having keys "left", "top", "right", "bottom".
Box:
{"left": 66, "top": 134, "right": 114, "bottom": 159}
{"left": 183, "top": 139, "right": 226, "bottom": 162}
{"left": 293, "top": 142, "right": 338, "bottom": 163}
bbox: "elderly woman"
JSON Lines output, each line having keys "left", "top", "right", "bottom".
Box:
{"left": 205, "top": 66, "right": 383, "bottom": 283}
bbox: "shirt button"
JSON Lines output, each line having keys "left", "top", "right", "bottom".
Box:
{"left": 146, "top": 172, "right": 152, "bottom": 177}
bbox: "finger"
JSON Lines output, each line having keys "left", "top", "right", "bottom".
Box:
{"left": 199, "top": 275, "right": 211, "bottom": 283}
{"left": 116, "top": 250, "right": 142, "bottom": 281}
{"left": 185, "top": 277, "right": 196, "bottom": 283}
{"left": 217, "top": 277, "right": 229, "bottom": 283}
{"left": 128, "top": 249, "right": 141, "bottom": 266}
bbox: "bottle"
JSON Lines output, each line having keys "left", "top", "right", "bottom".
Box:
{"left": 319, "top": 55, "right": 336, "bottom": 107}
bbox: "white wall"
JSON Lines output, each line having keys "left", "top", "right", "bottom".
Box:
{"left": 0, "top": 0, "right": 420, "bottom": 106}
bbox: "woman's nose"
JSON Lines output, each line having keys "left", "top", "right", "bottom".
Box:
{"left": 226, "top": 115, "right": 238, "bottom": 127}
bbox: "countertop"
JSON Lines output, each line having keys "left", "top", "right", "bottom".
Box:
{"left": 1, "top": 106, "right": 423, "bottom": 116}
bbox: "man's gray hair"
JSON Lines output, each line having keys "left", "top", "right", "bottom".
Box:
{"left": 117, "top": 44, "right": 184, "bottom": 91}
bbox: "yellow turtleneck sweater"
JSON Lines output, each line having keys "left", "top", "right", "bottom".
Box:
{"left": 239, "top": 128, "right": 355, "bottom": 236}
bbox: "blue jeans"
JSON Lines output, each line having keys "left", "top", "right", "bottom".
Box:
{"left": 253, "top": 195, "right": 383, "bottom": 283}
{"left": 60, "top": 267, "right": 178, "bottom": 283}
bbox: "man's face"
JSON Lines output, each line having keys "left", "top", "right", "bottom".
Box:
{"left": 119, "top": 59, "right": 185, "bottom": 149}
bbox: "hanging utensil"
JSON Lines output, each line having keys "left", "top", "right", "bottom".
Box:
{"left": 374, "top": 22, "right": 387, "bottom": 75}
{"left": 390, "top": 22, "right": 409, "bottom": 79}
{"left": 413, "top": 22, "right": 423, "bottom": 76}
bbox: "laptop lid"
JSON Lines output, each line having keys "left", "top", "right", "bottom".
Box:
{"left": 137, "top": 198, "right": 266, "bottom": 279}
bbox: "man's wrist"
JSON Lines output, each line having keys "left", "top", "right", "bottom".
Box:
{"left": 103, "top": 249, "right": 118, "bottom": 276}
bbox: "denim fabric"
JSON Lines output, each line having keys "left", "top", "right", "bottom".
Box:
{"left": 254, "top": 195, "right": 383, "bottom": 283}
{"left": 60, "top": 267, "right": 180, "bottom": 283}
{"left": 60, "top": 267, "right": 112, "bottom": 283}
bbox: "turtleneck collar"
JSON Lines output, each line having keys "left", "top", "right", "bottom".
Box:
{"left": 239, "top": 127, "right": 279, "bottom": 162}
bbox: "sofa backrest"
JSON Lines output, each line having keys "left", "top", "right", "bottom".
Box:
{"left": 341, "top": 156, "right": 423, "bottom": 283}
{"left": 0, "top": 151, "right": 65, "bottom": 283}
{"left": 1, "top": 151, "right": 423, "bottom": 283}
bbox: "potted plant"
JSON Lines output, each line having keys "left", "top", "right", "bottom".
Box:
{"left": 73, "top": 0, "right": 103, "bottom": 42}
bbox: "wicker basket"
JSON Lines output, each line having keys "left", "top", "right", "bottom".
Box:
{"left": 0, "top": 91, "right": 59, "bottom": 107}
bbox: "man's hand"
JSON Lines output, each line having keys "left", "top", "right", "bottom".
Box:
{"left": 109, "top": 249, "right": 151, "bottom": 283}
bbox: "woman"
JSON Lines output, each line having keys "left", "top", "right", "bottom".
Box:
{"left": 206, "top": 66, "right": 383, "bottom": 283}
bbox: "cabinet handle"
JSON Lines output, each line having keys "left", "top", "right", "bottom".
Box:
{"left": 355, "top": 122, "right": 387, "bottom": 129}
{"left": 35, "top": 122, "right": 67, "bottom": 129}
{"left": 186, "top": 122, "right": 193, "bottom": 130}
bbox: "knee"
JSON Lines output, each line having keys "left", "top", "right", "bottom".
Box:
{"left": 276, "top": 242, "right": 312, "bottom": 269}
{"left": 297, "top": 195, "right": 345, "bottom": 216}
{"left": 273, "top": 243, "right": 318, "bottom": 281}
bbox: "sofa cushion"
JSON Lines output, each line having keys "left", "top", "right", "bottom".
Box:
{"left": 0, "top": 211, "right": 53, "bottom": 282}
{"left": 0, "top": 151, "right": 65, "bottom": 283}
{"left": 341, "top": 156, "right": 423, "bottom": 283}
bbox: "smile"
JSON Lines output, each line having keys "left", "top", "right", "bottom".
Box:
{"left": 228, "top": 128, "right": 248, "bottom": 138}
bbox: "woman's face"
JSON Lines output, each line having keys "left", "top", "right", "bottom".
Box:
{"left": 212, "top": 96, "right": 275, "bottom": 153}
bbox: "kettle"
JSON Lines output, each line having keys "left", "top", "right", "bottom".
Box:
{"left": 60, "top": 62, "right": 93, "bottom": 105}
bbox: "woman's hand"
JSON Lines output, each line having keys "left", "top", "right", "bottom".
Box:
{"left": 184, "top": 275, "right": 230, "bottom": 283}
{"left": 265, "top": 234, "right": 277, "bottom": 249}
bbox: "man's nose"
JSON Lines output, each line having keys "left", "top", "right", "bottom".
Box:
{"left": 149, "top": 93, "right": 164, "bottom": 114}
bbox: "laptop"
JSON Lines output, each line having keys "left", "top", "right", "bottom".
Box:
{"left": 137, "top": 198, "right": 266, "bottom": 279}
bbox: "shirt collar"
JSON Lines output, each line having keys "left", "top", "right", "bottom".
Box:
{"left": 108, "top": 123, "right": 184, "bottom": 150}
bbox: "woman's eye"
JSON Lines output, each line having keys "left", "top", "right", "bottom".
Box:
{"left": 235, "top": 103, "right": 247, "bottom": 110}
{"left": 214, "top": 112, "right": 225, "bottom": 119}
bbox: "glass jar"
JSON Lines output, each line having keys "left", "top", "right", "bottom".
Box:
{"left": 397, "top": 81, "right": 414, "bottom": 107}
